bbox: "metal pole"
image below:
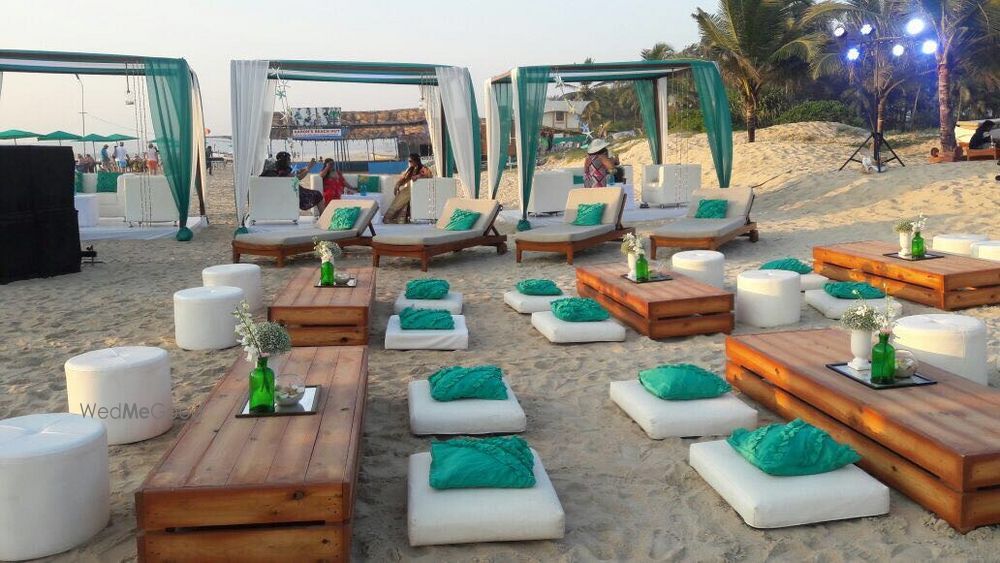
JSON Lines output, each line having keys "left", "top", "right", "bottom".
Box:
{"left": 75, "top": 74, "right": 86, "bottom": 137}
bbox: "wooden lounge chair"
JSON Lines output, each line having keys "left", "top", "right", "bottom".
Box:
{"left": 960, "top": 142, "right": 998, "bottom": 161}
{"left": 231, "top": 199, "right": 378, "bottom": 266}
{"left": 371, "top": 198, "right": 507, "bottom": 271}
{"left": 649, "top": 187, "right": 758, "bottom": 259}
{"left": 514, "top": 187, "right": 633, "bottom": 265}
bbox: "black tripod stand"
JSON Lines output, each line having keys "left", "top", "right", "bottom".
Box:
{"left": 839, "top": 129, "right": 904, "bottom": 171}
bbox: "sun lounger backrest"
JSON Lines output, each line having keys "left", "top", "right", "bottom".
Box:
{"left": 563, "top": 187, "right": 625, "bottom": 225}
{"left": 686, "top": 187, "right": 753, "bottom": 220}
{"left": 435, "top": 198, "right": 500, "bottom": 234}
{"left": 317, "top": 198, "right": 378, "bottom": 236}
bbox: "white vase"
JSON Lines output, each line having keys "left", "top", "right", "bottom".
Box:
{"left": 627, "top": 253, "right": 638, "bottom": 279}
{"left": 898, "top": 232, "right": 913, "bottom": 257}
{"left": 848, "top": 329, "right": 873, "bottom": 371}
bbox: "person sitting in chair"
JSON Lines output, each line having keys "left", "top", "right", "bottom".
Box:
{"left": 969, "top": 120, "right": 995, "bottom": 150}
{"left": 318, "top": 158, "right": 355, "bottom": 204}
{"left": 383, "top": 153, "right": 433, "bottom": 224}
{"left": 583, "top": 139, "right": 621, "bottom": 187}
{"left": 262, "top": 151, "right": 323, "bottom": 213}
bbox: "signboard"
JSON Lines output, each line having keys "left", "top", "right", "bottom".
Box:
{"left": 292, "top": 128, "right": 348, "bottom": 141}
{"left": 289, "top": 107, "right": 342, "bottom": 127}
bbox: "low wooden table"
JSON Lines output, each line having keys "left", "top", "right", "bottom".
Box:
{"left": 269, "top": 266, "right": 375, "bottom": 346}
{"left": 136, "top": 346, "right": 368, "bottom": 561}
{"left": 813, "top": 240, "right": 1000, "bottom": 310}
{"left": 726, "top": 329, "right": 1000, "bottom": 532}
{"left": 576, "top": 263, "right": 734, "bottom": 339}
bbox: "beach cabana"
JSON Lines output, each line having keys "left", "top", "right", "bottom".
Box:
{"left": 487, "top": 59, "right": 733, "bottom": 229}
{"left": 230, "top": 59, "right": 481, "bottom": 233}
{"left": 0, "top": 50, "right": 208, "bottom": 240}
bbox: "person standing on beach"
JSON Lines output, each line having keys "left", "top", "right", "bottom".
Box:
{"left": 146, "top": 143, "right": 159, "bottom": 174}
{"left": 114, "top": 142, "right": 128, "bottom": 172}
{"left": 100, "top": 144, "right": 111, "bottom": 171}
{"left": 205, "top": 145, "right": 213, "bottom": 175}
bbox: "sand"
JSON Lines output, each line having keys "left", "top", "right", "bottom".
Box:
{"left": 1, "top": 121, "right": 997, "bottom": 561}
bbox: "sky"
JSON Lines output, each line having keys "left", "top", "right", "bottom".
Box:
{"left": 0, "top": 0, "right": 714, "bottom": 137}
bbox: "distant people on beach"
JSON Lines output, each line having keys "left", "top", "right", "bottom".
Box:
{"left": 262, "top": 151, "right": 323, "bottom": 213}
{"left": 206, "top": 145, "right": 213, "bottom": 175}
{"left": 114, "top": 142, "right": 128, "bottom": 171}
{"left": 100, "top": 144, "right": 112, "bottom": 171}
{"left": 319, "top": 158, "right": 355, "bottom": 204}
{"left": 262, "top": 153, "right": 276, "bottom": 174}
{"left": 383, "top": 153, "right": 432, "bottom": 224}
{"left": 75, "top": 154, "right": 86, "bottom": 173}
{"left": 969, "top": 120, "right": 995, "bottom": 150}
{"left": 146, "top": 143, "right": 160, "bottom": 174}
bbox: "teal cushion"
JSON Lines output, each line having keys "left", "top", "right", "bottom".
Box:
{"left": 516, "top": 279, "right": 562, "bottom": 296}
{"left": 727, "top": 418, "right": 862, "bottom": 476}
{"left": 399, "top": 307, "right": 454, "bottom": 330}
{"left": 761, "top": 258, "right": 812, "bottom": 274}
{"left": 823, "top": 282, "right": 884, "bottom": 299}
{"left": 550, "top": 297, "right": 609, "bottom": 322}
{"left": 95, "top": 171, "right": 121, "bottom": 193}
{"left": 429, "top": 365, "right": 508, "bottom": 401}
{"left": 694, "top": 199, "right": 728, "bottom": 218}
{"left": 444, "top": 208, "right": 481, "bottom": 231}
{"left": 357, "top": 175, "right": 381, "bottom": 192}
{"left": 571, "top": 203, "right": 606, "bottom": 226}
{"left": 74, "top": 171, "right": 83, "bottom": 193}
{"left": 405, "top": 279, "right": 450, "bottom": 300}
{"left": 328, "top": 206, "right": 361, "bottom": 231}
{"left": 572, "top": 174, "right": 585, "bottom": 185}
{"left": 638, "top": 364, "right": 732, "bottom": 400}
{"left": 430, "top": 436, "right": 536, "bottom": 489}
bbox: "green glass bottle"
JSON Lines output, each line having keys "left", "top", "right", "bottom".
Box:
{"left": 249, "top": 357, "right": 275, "bottom": 413}
{"left": 911, "top": 231, "right": 925, "bottom": 259}
{"left": 636, "top": 253, "right": 650, "bottom": 282}
{"left": 320, "top": 260, "right": 335, "bottom": 286}
{"left": 870, "top": 333, "right": 896, "bottom": 384}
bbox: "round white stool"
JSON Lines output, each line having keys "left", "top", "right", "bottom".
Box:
{"left": 892, "top": 314, "right": 989, "bottom": 385}
{"left": 736, "top": 270, "right": 801, "bottom": 328}
{"left": 932, "top": 233, "right": 988, "bottom": 256}
{"left": 65, "top": 346, "right": 172, "bottom": 445}
{"left": 203, "top": 264, "right": 263, "bottom": 312}
{"left": 173, "top": 286, "right": 244, "bottom": 351}
{"left": 970, "top": 240, "right": 1000, "bottom": 261}
{"left": 0, "top": 413, "right": 109, "bottom": 561}
{"left": 672, "top": 250, "right": 725, "bottom": 288}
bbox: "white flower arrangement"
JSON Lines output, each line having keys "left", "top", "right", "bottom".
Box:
{"left": 233, "top": 301, "right": 292, "bottom": 362}
{"left": 894, "top": 213, "right": 926, "bottom": 234}
{"left": 620, "top": 232, "right": 645, "bottom": 256}
{"left": 313, "top": 238, "right": 342, "bottom": 263}
{"left": 912, "top": 213, "right": 927, "bottom": 233}
{"left": 841, "top": 291, "right": 896, "bottom": 335}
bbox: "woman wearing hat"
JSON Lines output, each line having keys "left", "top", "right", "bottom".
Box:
{"left": 584, "top": 139, "right": 619, "bottom": 188}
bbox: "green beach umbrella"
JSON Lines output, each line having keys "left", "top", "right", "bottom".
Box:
{"left": 105, "top": 133, "right": 137, "bottom": 141}
{"left": 38, "top": 130, "right": 83, "bottom": 146}
{"left": 0, "top": 129, "right": 39, "bottom": 145}
{"left": 80, "top": 133, "right": 109, "bottom": 142}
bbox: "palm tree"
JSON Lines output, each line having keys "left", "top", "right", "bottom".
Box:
{"left": 694, "top": 0, "right": 813, "bottom": 142}
{"left": 641, "top": 42, "right": 676, "bottom": 61}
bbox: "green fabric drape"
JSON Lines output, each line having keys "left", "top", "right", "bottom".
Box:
{"left": 491, "top": 82, "right": 513, "bottom": 199}
{"left": 690, "top": 62, "right": 732, "bottom": 188}
{"left": 633, "top": 80, "right": 660, "bottom": 164}
{"left": 145, "top": 57, "right": 194, "bottom": 240}
{"left": 512, "top": 66, "right": 549, "bottom": 230}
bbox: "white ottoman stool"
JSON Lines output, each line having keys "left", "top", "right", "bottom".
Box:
{"left": 65, "top": 346, "right": 172, "bottom": 445}
{"left": 932, "top": 233, "right": 988, "bottom": 256}
{"left": 530, "top": 311, "right": 626, "bottom": 343}
{"left": 0, "top": 413, "right": 110, "bottom": 560}
{"left": 202, "top": 263, "right": 263, "bottom": 312}
{"left": 688, "top": 440, "right": 889, "bottom": 528}
{"left": 892, "top": 314, "right": 989, "bottom": 385}
{"left": 804, "top": 290, "right": 902, "bottom": 320}
{"left": 800, "top": 273, "right": 829, "bottom": 292}
{"left": 672, "top": 250, "right": 725, "bottom": 288}
{"left": 385, "top": 315, "right": 469, "bottom": 350}
{"left": 408, "top": 449, "right": 564, "bottom": 546}
{"left": 970, "top": 240, "right": 1000, "bottom": 261}
{"left": 394, "top": 291, "right": 464, "bottom": 315}
{"left": 610, "top": 380, "right": 757, "bottom": 439}
{"left": 173, "top": 286, "right": 244, "bottom": 351}
{"left": 408, "top": 380, "right": 526, "bottom": 435}
{"left": 736, "top": 270, "right": 801, "bottom": 328}
{"left": 503, "top": 290, "right": 564, "bottom": 314}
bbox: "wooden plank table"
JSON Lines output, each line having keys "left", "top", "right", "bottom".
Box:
{"left": 135, "top": 346, "right": 368, "bottom": 562}
{"left": 576, "top": 263, "right": 734, "bottom": 339}
{"left": 269, "top": 266, "right": 375, "bottom": 346}
{"left": 813, "top": 240, "right": 1000, "bottom": 310}
{"left": 726, "top": 329, "right": 1000, "bottom": 532}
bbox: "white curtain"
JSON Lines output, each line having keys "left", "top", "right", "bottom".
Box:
{"left": 435, "top": 67, "right": 477, "bottom": 198}
{"left": 190, "top": 71, "right": 208, "bottom": 217}
{"left": 420, "top": 84, "right": 443, "bottom": 177}
{"left": 230, "top": 60, "right": 276, "bottom": 230}
{"left": 656, "top": 76, "right": 669, "bottom": 163}
{"left": 485, "top": 77, "right": 500, "bottom": 199}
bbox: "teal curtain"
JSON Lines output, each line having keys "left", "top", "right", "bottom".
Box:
{"left": 490, "top": 82, "right": 513, "bottom": 199}
{"left": 467, "top": 77, "right": 482, "bottom": 197}
{"left": 512, "top": 66, "right": 549, "bottom": 230}
{"left": 633, "top": 80, "right": 660, "bottom": 164}
{"left": 690, "top": 62, "right": 733, "bottom": 188}
{"left": 145, "top": 57, "right": 194, "bottom": 240}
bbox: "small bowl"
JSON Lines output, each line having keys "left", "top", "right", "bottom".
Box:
{"left": 275, "top": 384, "right": 306, "bottom": 406}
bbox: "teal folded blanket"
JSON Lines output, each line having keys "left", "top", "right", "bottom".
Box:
{"left": 429, "top": 365, "right": 508, "bottom": 401}
{"left": 516, "top": 279, "right": 562, "bottom": 296}
{"left": 96, "top": 171, "right": 121, "bottom": 193}
{"left": 430, "top": 436, "right": 536, "bottom": 489}
{"left": 824, "top": 281, "right": 884, "bottom": 299}
{"left": 727, "top": 418, "right": 861, "bottom": 476}
{"left": 550, "top": 297, "right": 610, "bottom": 322}
{"left": 405, "top": 278, "right": 450, "bottom": 300}
{"left": 399, "top": 307, "right": 454, "bottom": 330}
{"left": 639, "top": 364, "right": 731, "bottom": 400}
{"left": 761, "top": 258, "right": 812, "bottom": 274}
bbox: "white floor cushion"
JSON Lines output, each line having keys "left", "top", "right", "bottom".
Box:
{"left": 688, "top": 440, "right": 890, "bottom": 529}
{"left": 800, "top": 273, "right": 829, "bottom": 292}
{"left": 530, "top": 311, "right": 626, "bottom": 343}
{"left": 394, "top": 292, "right": 464, "bottom": 315}
{"left": 503, "top": 291, "right": 564, "bottom": 314}
{"left": 409, "top": 379, "right": 526, "bottom": 435}
{"left": 610, "top": 380, "right": 757, "bottom": 439}
{"left": 804, "top": 290, "right": 901, "bottom": 320}
{"left": 385, "top": 315, "right": 469, "bottom": 350}
{"left": 408, "top": 449, "right": 565, "bottom": 546}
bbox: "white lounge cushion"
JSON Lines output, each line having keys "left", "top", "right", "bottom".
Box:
{"left": 800, "top": 273, "right": 830, "bottom": 291}
{"left": 504, "top": 291, "right": 564, "bottom": 314}
{"left": 530, "top": 311, "right": 626, "bottom": 343}
{"left": 374, "top": 227, "right": 480, "bottom": 246}
{"left": 315, "top": 198, "right": 379, "bottom": 236}
{"left": 892, "top": 314, "right": 989, "bottom": 385}
{"left": 652, "top": 217, "right": 747, "bottom": 238}
{"left": 408, "top": 379, "right": 526, "bottom": 435}
{"left": 689, "top": 440, "right": 890, "bottom": 528}
{"left": 514, "top": 223, "right": 614, "bottom": 243}
{"left": 804, "top": 290, "right": 901, "bottom": 320}
{"left": 610, "top": 380, "right": 757, "bottom": 439}
{"left": 394, "top": 291, "right": 464, "bottom": 315}
{"left": 235, "top": 228, "right": 360, "bottom": 247}
{"left": 686, "top": 187, "right": 754, "bottom": 220}
{"left": 563, "top": 187, "right": 624, "bottom": 225}
{"left": 385, "top": 315, "right": 469, "bottom": 350}
{"left": 932, "top": 233, "right": 987, "bottom": 256}
{"left": 407, "top": 449, "right": 565, "bottom": 546}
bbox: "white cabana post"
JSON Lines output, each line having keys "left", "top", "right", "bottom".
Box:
{"left": 435, "top": 67, "right": 480, "bottom": 198}
{"left": 419, "top": 84, "right": 444, "bottom": 177}
{"left": 656, "top": 76, "right": 669, "bottom": 163}
{"left": 230, "top": 60, "right": 276, "bottom": 233}
{"left": 484, "top": 77, "right": 500, "bottom": 198}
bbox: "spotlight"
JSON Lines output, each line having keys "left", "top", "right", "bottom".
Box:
{"left": 921, "top": 39, "right": 938, "bottom": 54}
{"left": 833, "top": 25, "right": 846, "bottom": 38}
{"left": 892, "top": 44, "right": 905, "bottom": 57}
{"left": 906, "top": 18, "right": 925, "bottom": 35}
{"left": 846, "top": 47, "right": 861, "bottom": 61}
{"left": 860, "top": 23, "right": 874, "bottom": 35}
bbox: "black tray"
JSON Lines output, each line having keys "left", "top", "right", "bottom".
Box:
{"left": 882, "top": 252, "right": 945, "bottom": 262}
{"left": 237, "top": 385, "right": 321, "bottom": 417}
{"left": 314, "top": 277, "right": 358, "bottom": 288}
{"left": 826, "top": 363, "right": 936, "bottom": 390}
{"left": 620, "top": 273, "right": 673, "bottom": 284}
